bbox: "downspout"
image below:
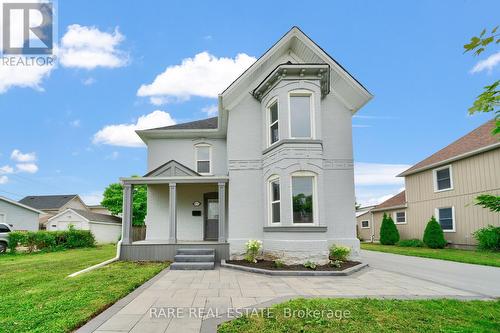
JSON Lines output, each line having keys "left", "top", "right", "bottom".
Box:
{"left": 370, "top": 211, "right": 374, "bottom": 242}
{"left": 67, "top": 240, "right": 122, "bottom": 278}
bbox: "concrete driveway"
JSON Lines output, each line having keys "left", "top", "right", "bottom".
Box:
{"left": 361, "top": 249, "right": 500, "bottom": 297}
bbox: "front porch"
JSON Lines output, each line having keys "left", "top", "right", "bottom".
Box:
{"left": 119, "top": 174, "right": 230, "bottom": 261}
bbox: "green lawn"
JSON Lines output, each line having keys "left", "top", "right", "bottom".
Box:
{"left": 360, "top": 243, "right": 500, "bottom": 267}
{"left": 0, "top": 245, "right": 168, "bottom": 333}
{"left": 218, "top": 298, "right": 500, "bottom": 333}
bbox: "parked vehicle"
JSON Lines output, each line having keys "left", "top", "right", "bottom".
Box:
{"left": 0, "top": 223, "right": 11, "bottom": 253}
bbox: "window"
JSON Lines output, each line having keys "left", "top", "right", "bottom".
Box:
{"left": 394, "top": 211, "right": 406, "bottom": 224}
{"left": 437, "top": 207, "right": 455, "bottom": 232}
{"left": 434, "top": 166, "right": 453, "bottom": 191}
{"left": 0, "top": 223, "right": 10, "bottom": 233}
{"left": 292, "top": 174, "right": 315, "bottom": 223}
{"left": 268, "top": 100, "right": 279, "bottom": 145}
{"left": 195, "top": 144, "right": 211, "bottom": 174}
{"left": 361, "top": 220, "right": 370, "bottom": 228}
{"left": 289, "top": 92, "right": 312, "bottom": 138}
{"left": 269, "top": 177, "right": 280, "bottom": 224}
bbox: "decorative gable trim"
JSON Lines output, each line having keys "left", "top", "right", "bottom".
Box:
{"left": 144, "top": 160, "right": 201, "bottom": 177}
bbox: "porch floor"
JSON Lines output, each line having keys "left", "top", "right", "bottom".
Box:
{"left": 133, "top": 240, "right": 224, "bottom": 245}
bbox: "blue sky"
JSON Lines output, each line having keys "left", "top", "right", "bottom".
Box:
{"left": 0, "top": 0, "right": 498, "bottom": 205}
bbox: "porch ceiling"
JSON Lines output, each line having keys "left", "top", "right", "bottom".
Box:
{"left": 120, "top": 176, "right": 229, "bottom": 185}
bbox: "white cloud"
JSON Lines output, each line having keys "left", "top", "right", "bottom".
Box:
{"left": 105, "top": 151, "right": 119, "bottom": 160}
{"left": 137, "top": 52, "right": 256, "bottom": 103}
{"left": 0, "top": 165, "right": 14, "bottom": 174}
{"left": 202, "top": 104, "right": 218, "bottom": 116}
{"left": 16, "top": 163, "right": 38, "bottom": 173}
{"left": 70, "top": 119, "right": 81, "bottom": 127}
{"left": 81, "top": 191, "right": 103, "bottom": 205}
{"left": 0, "top": 175, "right": 8, "bottom": 184}
{"left": 354, "top": 162, "right": 410, "bottom": 186}
{"left": 59, "top": 24, "right": 128, "bottom": 69}
{"left": 11, "top": 149, "right": 36, "bottom": 162}
{"left": 82, "top": 77, "right": 96, "bottom": 85}
{"left": 93, "top": 110, "right": 176, "bottom": 147}
{"left": 0, "top": 58, "right": 55, "bottom": 93}
{"left": 471, "top": 51, "right": 500, "bottom": 74}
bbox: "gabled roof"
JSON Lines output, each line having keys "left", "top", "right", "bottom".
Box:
{"left": 19, "top": 194, "right": 81, "bottom": 210}
{"left": 0, "top": 196, "right": 43, "bottom": 214}
{"left": 221, "top": 26, "right": 372, "bottom": 112}
{"left": 144, "top": 160, "right": 200, "bottom": 177}
{"left": 399, "top": 120, "right": 499, "bottom": 177}
{"left": 148, "top": 117, "right": 218, "bottom": 131}
{"left": 49, "top": 208, "right": 121, "bottom": 224}
{"left": 372, "top": 191, "right": 406, "bottom": 212}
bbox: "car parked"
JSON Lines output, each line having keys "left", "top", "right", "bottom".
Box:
{"left": 0, "top": 223, "right": 11, "bottom": 253}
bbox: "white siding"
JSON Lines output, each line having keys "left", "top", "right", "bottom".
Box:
{"left": 0, "top": 199, "right": 39, "bottom": 231}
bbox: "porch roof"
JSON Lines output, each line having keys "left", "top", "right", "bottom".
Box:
{"left": 120, "top": 176, "right": 229, "bottom": 185}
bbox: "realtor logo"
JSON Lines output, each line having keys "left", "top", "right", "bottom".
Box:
{"left": 2, "top": 1, "right": 53, "bottom": 55}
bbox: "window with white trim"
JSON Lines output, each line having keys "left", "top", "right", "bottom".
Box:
{"left": 195, "top": 144, "right": 211, "bottom": 174}
{"left": 289, "top": 91, "right": 313, "bottom": 138}
{"left": 268, "top": 100, "right": 279, "bottom": 145}
{"left": 291, "top": 173, "right": 316, "bottom": 224}
{"left": 394, "top": 211, "right": 406, "bottom": 224}
{"left": 434, "top": 166, "right": 452, "bottom": 191}
{"left": 269, "top": 177, "right": 280, "bottom": 224}
{"left": 437, "top": 207, "right": 454, "bottom": 231}
{"left": 361, "top": 220, "right": 369, "bottom": 228}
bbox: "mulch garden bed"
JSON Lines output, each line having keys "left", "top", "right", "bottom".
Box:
{"left": 226, "top": 259, "right": 362, "bottom": 271}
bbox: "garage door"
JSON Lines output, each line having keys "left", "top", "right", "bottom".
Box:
{"left": 58, "top": 221, "right": 82, "bottom": 231}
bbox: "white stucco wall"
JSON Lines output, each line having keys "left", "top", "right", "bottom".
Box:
{"left": 0, "top": 199, "right": 39, "bottom": 231}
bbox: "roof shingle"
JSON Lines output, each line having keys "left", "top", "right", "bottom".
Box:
{"left": 147, "top": 117, "right": 218, "bottom": 131}
{"left": 19, "top": 195, "right": 78, "bottom": 210}
{"left": 73, "top": 209, "right": 121, "bottom": 224}
{"left": 373, "top": 191, "right": 406, "bottom": 211}
{"left": 400, "top": 120, "right": 498, "bottom": 176}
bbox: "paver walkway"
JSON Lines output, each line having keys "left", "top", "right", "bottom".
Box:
{"left": 78, "top": 265, "right": 488, "bottom": 333}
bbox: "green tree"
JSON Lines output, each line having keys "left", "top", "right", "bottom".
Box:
{"left": 464, "top": 26, "right": 500, "bottom": 135}
{"left": 379, "top": 213, "right": 400, "bottom": 245}
{"left": 423, "top": 216, "right": 447, "bottom": 249}
{"left": 474, "top": 194, "right": 500, "bottom": 212}
{"left": 101, "top": 180, "right": 147, "bottom": 226}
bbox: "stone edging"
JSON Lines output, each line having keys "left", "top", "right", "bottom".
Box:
{"left": 220, "top": 260, "right": 368, "bottom": 276}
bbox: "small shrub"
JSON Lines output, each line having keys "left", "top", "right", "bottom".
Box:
{"left": 7, "top": 232, "right": 26, "bottom": 253}
{"left": 274, "top": 259, "right": 284, "bottom": 269}
{"left": 397, "top": 239, "right": 425, "bottom": 247}
{"left": 65, "top": 228, "right": 95, "bottom": 249}
{"left": 473, "top": 225, "right": 500, "bottom": 251}
{"left": 330, "top": 260, "right": 342, "bottom": 268}
{"left": 244, "top": 239, "right": 262, "bottom": 263}
{"left": 329, "top": 245, "right": 351, "bottom": 261}
{"left": 380, "top": 213, "right": 400, "bottom": 245}
{"left": 304, "top": 261, "right": 317, "bottom": 270}
{"left": 423, "top": 216, "right": 447, "bottom": 249}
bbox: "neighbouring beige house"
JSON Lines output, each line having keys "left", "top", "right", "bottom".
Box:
{"left": 19, "top": 194, "right": 88, "bottom": 229}
{"left": 357, "top": 120, "right": 500, "bottom": 248}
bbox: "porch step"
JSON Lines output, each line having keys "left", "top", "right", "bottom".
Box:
{"left": 170, "top": 262, "right": 215, "bottom": 270}
{"left": 176, "top": 248, "right": 215, "bottom": 256}
{"left": 170, "top": 248, "right": 216, "bottom": 270}
{"left": 174, "top": 254, "right": 215, "bottom": 262}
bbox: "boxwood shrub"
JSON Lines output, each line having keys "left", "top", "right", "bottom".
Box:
{"left": 423, "top": 216, "right": 447, "bottom": 249}
{"left": 473, "top": 225, "right": 500, "bottom": 251}
{"left": 7, "top": 228, "right": 95, "bottom": 254}
{"left": 397, "top": 239, "right": 425, "bottom": 247}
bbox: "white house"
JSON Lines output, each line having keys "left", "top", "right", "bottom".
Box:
{"left": 118, "top": 27, "right": 372, "bottom": 267}
{"left": 48, "top": 209, "right": 122, "bottom": 244}
{"left": 0, "top": 196, "right": 42, "bottom": 231}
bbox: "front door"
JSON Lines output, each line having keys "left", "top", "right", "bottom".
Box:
{"left": 204, "top": 192, "right": 219, "bottom": 241}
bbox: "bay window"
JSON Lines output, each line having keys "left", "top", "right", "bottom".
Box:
{"left": 289, "top": 91, "right": 312, "bottom": 138}
{"left": 291, "top": 173, "right": 316, "bottom": 224}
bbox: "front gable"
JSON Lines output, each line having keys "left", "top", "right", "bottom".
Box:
{"left": 145, "top": 160, "right": 200, "bottom": 177}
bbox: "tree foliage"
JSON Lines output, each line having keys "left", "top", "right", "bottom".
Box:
{"left": 464, "top": 26, "right": 500, "bottom": 135}
{"left": 379, "top": 213, "right": 400, "bottom": 245}
{"left": 101, "top": 180, "right": 147, "bottom": 226}
{"left": 423, "top": 216, "right": 447, "bottom": 249}
{"left": 475, "top": 194, "right": 500, "bottom": 212}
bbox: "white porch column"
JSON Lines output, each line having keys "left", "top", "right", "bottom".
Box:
{"left": 169, "top": 183, "right": 177, "bottom": 243}
{"left": 122, "top": 183, "right": 133, "bottom": 245}
{"left": 218, "top": 182, "right": 226, "bottom": 243}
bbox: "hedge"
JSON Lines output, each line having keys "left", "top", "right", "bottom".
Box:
{"left": 7, "top": 227, "right": 95, "bottom": 254}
